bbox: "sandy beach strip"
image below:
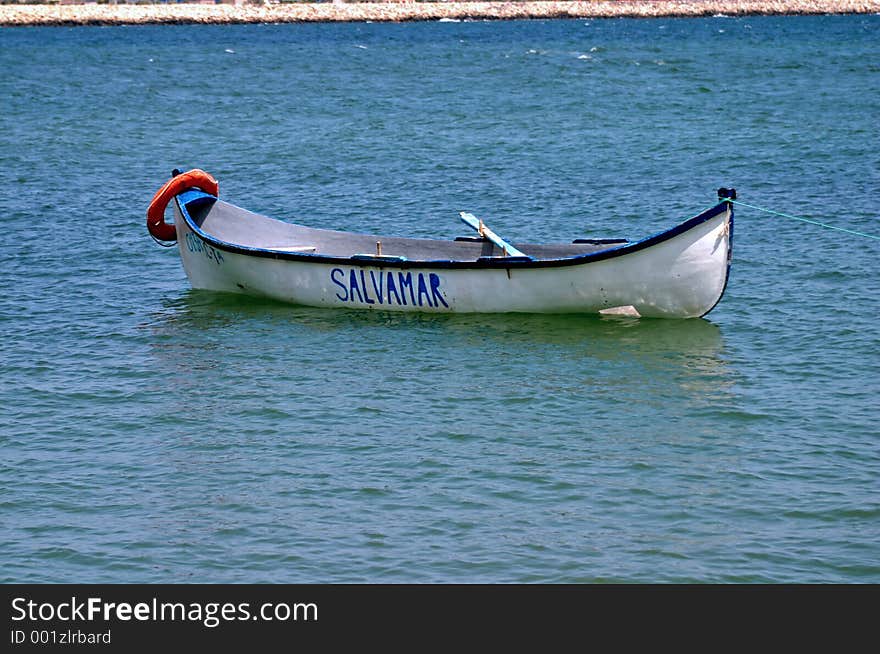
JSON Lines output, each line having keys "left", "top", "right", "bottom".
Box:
{"left": 1, "top": 1, "right": 878, "bottom": 27}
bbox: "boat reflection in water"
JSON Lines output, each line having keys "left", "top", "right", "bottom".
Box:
{"left": 149, "top": 292, "right": 730, "bottom": 414}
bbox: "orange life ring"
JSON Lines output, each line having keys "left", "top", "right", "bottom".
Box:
{"left": 147, "top": 168, "right": 219, "bottom": 242}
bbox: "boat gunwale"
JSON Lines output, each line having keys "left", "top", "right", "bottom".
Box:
{"left": 175, "top": 193, "right": 733, "bottom": 271}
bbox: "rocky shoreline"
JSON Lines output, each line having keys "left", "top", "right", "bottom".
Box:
{"left": 1, "top": 1, "right": 878, "bottom": 27}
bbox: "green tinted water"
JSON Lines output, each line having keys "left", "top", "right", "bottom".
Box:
{"left": 2, "top": 15, "right": 878, "bottom": 582}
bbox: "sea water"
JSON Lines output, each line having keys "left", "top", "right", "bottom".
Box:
{"left": 1, "top": 15, "right": 878, "bottom": 582}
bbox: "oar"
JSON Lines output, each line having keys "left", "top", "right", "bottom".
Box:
{"left": 459, "top": 212, "right": 530, "bottom": 259}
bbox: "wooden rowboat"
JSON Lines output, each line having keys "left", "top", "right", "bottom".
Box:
{"left": 147, "top": 169, "right": 734, "bottom": 318}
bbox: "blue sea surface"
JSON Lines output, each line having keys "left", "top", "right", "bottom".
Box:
{"left": 1, "top": 15, "right": 878, "bottom": 582}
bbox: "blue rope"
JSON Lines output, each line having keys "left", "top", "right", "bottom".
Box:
{"left": 727, "top": 199, "right": 880, "bottom": 241}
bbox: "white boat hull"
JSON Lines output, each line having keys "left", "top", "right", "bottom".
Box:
{"left": 172, "top": 199, "right": 732, "bottom": 319}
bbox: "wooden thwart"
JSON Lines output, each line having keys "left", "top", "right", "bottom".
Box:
{"left": 268, "top": 245, "right": 317, "bottom": 252}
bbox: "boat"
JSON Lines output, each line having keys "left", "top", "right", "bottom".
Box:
{"left": 147, "top": 169, "right": 734, "bottom": 318}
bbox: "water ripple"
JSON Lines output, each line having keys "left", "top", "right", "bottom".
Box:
{"left": 2, "top": 15, "right": 879, "bottom": 583}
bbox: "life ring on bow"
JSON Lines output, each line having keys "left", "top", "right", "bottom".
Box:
{"left": 147, "top": 168, "right": 219, "bottom": 242}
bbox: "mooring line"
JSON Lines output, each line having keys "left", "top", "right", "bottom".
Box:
{"left": 727, "top": 199, "right": 880, "bottom": 241}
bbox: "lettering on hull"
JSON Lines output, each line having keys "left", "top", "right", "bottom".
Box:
{"left": 184, "top": 232, "right": 225, "bottom": 265}
{"left": 331, "top": 268, "right": 449, "bottom": 309}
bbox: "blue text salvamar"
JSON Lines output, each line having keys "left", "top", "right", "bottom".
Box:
{"left": 331, "top": 268, "right": 449, "bottom": 308}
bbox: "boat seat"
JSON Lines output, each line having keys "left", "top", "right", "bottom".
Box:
{"left": 268, "top": 246, "right": 317, "bottom": 252}
{"left": 352, "top": 253, "right": 408, "bottom": 262}
{"left": 477, "top": 255, "right": 533, "bottom": 263}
